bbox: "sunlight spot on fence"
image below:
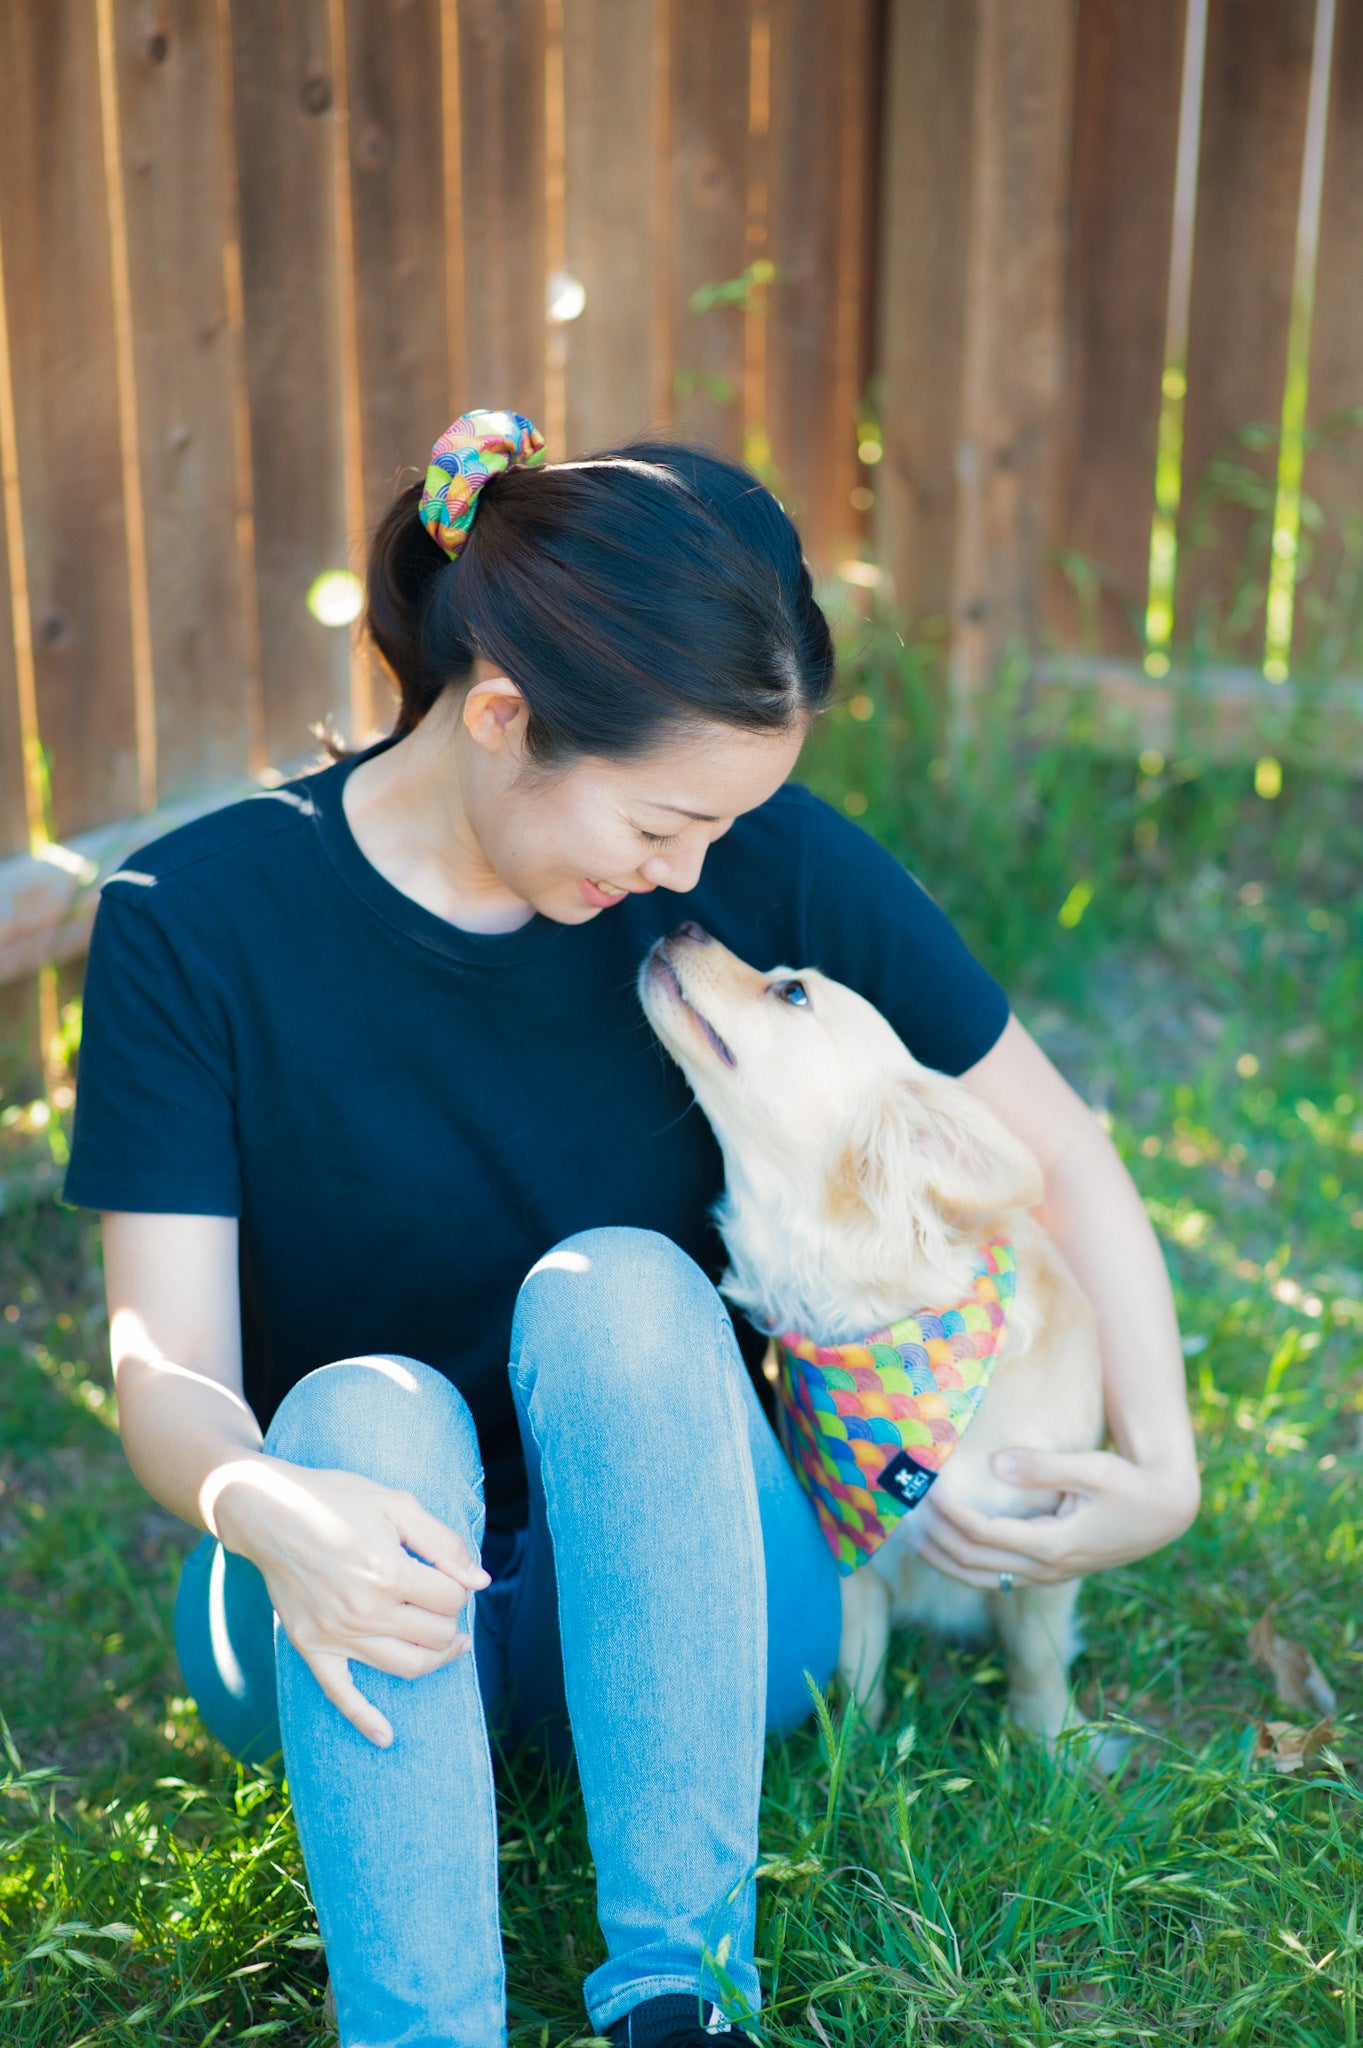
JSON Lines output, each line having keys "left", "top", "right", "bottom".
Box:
{"left": 546, "top": 273, "right": 586, "bottom": 325}
{"left": 1143, "top": 0, "right": 1208, "bottom": 678}
{"left": 836, "top": 560, "right": 882, "bottom": 589}
{"left": 306, "top": 570, "right": 364, "bottom": 628}
{"left": 1262, "top": 0, "right": 1338, "bottom": 685}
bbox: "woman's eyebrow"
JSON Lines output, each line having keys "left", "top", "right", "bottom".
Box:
{"left": 644, "top": 802, "right": 722, "bottom": 822}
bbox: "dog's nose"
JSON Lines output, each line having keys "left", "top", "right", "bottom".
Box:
{"left": 671, "top": 921, "right": 711, "bottom": 945}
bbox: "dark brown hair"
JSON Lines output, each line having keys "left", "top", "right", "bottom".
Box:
{"left": 362, "top": 439, "right": 835, "bottom": 765}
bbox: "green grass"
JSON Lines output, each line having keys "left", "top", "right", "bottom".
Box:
{"left": 1, "top": 632, "right": 1360, "bottom": 2045}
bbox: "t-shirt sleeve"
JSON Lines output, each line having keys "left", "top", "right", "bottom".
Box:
{"left": 62, "top": 884, "right": 242, "bottom": 1215}
{"left": 792, "top": 788, "right": 1010, "bottom": 1076}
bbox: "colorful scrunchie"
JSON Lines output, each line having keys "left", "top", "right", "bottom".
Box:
{"left": 418, "top": 408, "right": 547, "bottom": 560}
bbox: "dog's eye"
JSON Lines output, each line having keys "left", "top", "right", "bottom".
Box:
{"left": 773, "top": 979, "right": 809, "bottom": 1007}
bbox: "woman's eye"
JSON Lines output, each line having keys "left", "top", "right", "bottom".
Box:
{"left": 640, "top": 829, "right": 681, "bottom": 848}
{"left": 774, "top": 980, "right": 809, "bottom": 1007}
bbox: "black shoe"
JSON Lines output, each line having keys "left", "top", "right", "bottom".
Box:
{"left": 606, "top": 1991, "right": 756, "bottom": 2048}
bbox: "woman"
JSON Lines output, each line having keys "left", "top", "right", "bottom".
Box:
{"left": 64, "top": 411, "right": 1198, "bottom": 2048}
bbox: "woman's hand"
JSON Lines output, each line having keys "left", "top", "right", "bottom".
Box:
{"left": 913, "top": 1448, "right": 1200, "bottom": 1588}
{"left": 215, "top": 1459, "right": 490, "bottom": 1746}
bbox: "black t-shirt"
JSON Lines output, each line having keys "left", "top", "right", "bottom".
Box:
{"left": 63, "top": 739, "right": 1009, "bottom": 1525}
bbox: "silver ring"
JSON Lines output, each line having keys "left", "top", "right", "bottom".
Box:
{"left": 998, "top": 1570, "right": 1015, "bottom": 1593}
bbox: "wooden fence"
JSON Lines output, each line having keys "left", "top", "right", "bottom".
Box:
{"left": 1, "top": 0, "right": 1362, "bottom": 1097}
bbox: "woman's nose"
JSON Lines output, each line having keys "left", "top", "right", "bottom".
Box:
{"left": 639, "top": 846, "right": 709, "bottom": 893}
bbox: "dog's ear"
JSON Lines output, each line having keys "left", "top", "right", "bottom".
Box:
{"left": 911, "top": 1074, "right": 1044, "bottom": 1225}
{"left": 834, "top": 1075, "right": 1043, "bottom": 1234}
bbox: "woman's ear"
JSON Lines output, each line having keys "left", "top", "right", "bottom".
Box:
{"left": 462, "top": 665, "right": 528, "bottom": 754}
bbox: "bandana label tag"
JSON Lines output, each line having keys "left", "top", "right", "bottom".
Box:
{"left": 877, "top": 1451, "right": 937, "bottom": 1511}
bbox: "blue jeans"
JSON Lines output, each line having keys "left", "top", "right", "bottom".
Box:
{"left": 173, "top": 1227, "right": 842, "bottom": 2048}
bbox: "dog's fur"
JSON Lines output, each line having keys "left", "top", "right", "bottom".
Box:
{"left": 639, "top": 923, "right": 1110, "bottom": 1756}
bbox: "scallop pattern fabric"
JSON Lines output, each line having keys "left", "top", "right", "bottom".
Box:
{"left": 775, "top": 1242, "right": 1016, "bottom": 1576}
{"left": 418, "top": 408, "right": 547, "bottom": 560}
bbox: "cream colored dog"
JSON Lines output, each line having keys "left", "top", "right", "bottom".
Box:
{"left": 639, "top": 921, "right": 1111, "bottom": 1758}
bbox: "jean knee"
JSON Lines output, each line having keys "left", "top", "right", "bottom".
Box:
{"left": 512, "top": 1227, "right": 728, "bottom": 1400}
{"left": 264, "top": 1355, "right": 483, "bottom": 1526}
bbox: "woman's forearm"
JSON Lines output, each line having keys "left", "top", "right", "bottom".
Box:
{"left": 1042, "top": 1118, "right": 1198, "bottom": 1494}
{"left": 114, "top": 1350, "right": 271, "bottom": 1536}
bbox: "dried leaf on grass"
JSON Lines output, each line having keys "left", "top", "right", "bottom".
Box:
{"left": 805, "top": 2004, "right": 835, "bottom": 2048}
{"left": 1247, "top": 1609, "right": 1337, "bottom": 1715}
{"left": 1250, "top": 1717, "right": 1335, "bottom": 1774}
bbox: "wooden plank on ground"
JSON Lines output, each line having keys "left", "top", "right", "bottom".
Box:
{"left": 0, "top": 753, "right": 319, "bottom": 987}
{"left": 668, "top": 0, "right": 750, "bottom": 456}
{"left": 1034, "top": 652, "right": 1363, "bottom": 770}
{"left": 1176, "top": 0, "right": 1317, "bottom": 657}
{"left": 872, "top": 0, "right": 979, "bottom": 643}
{"left": 1047, "top": 0, "right": 1187, "bottom": 657}
{"left": 230, "top": 0, "right": 352, "bottom": 764}
{"left": 563, "top": 0, "right": 659, "bottom": 454}
{"left": 457, "top": 0, "right": 547, "bottom": 427}
{"left": 110, "top": 0, "right": 257, "bottom": 803}
{"left": 765, "top": 0, "right": 874, "bottom": 569}
{"left": 0, "top": 0, "right": 140, "bottom": 840}
{"left": 1301, "top": 0, "right": 1363, "bottom": 673}
{"left": 946, "top": 0, "right": 1078, "bottom": 706}
{"left": 345, "top": 0, "right": 451, "bottom": 529}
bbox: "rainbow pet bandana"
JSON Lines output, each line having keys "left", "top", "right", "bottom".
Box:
{"left": 775, "top": 1242, "right": 1016, "bottom": 1575}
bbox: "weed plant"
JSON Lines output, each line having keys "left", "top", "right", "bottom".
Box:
{"left": 0, "top": 629, "right": 1359, "bottom": 2045}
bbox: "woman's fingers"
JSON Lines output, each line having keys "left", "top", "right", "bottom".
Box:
{"left": 390, "top": 1493, "right": 489, "bottom": 1591}
{"left": 916, "top": 1514, "right": 1054, "bottom": 1578}
{"left": 393, "top": 1552, "right": 473, "bottom": 1618}
{"left": 308, "top": 1648, "right": 395, "bottom": 1748}
{"left": 928, "top": 1494, "right": 1069, "bottom": 1562}
{"left": 346, "top": 1631, "right": 472, "bottom": 1680}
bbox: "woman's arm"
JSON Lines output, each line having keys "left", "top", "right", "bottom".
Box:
{"left": 102, "top": 1212, "right": 487, "bottom": 1743}
{"left": 912, "top": 1016, "right": 1200, "bottom": 1586}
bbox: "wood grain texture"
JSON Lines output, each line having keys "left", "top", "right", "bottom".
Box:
{"left": 668, "top": 0, "right": 750, "bottom": 455}
{"left": 230, "top": 0, "right": 351, "bottom": 762}
{"left": 948, "top": 0, "right": 1077, "bottom": 703}
{"left": 872, "top": 0, "right": 979, "bottom": 641}
{"left": 346, "top": 0, "right": 451, "bottom": 528}
{"left": 765, "top": 0, "right": 871, "bottom": 567}
{"left": 1301, "top": 0, "right": 1363, "bottom": 671}
{"left": 111, "top": 0, "right": 255, "bottom": 801}
{"left": 563, "top": 0, "right": 659, "bottom": 454}
{"left": 1047, "top": 0, "right": 1186, "bottom": 656}
{"left": 0, "top": 372, "right": 27, "bottom": 856}
{"left": 0, "top": 0, "right": 139, "bottom": 839}
{"left": 458, "top": 0, "right": 547, "bottom": 426}
{"left": 1177, "top": 0, "right": 1317, "bottom": 655}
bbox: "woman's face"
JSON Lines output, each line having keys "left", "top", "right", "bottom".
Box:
{"left": 462, "top": 674, "right": 810, "bottom": 924}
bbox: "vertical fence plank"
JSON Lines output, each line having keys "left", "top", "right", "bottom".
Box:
{"left": 111, "top": 0, "right": 256, "bottom": 803}
{"left": 457, "top": 0, "right": 547, "bottom": 427}
{"left": 563, "top": 0, "right": 659, "bottom": 454}
{"left": 765, "top": 0, "right": 874, "bottom": 569}
{"left": 668, "top": 1, "right": 750, "bottom": 456}
{"left": 0, "top": 387, "right": 28, "bottom": 857}
{"left": 0, "top": 1, "right": 140, "bottom": 840}
{"left": 230, "top": 0, "right": 350, "bottom": 764}
{"left": 345, "top": 0, "right": 451, "bottom": 535}
{"left": 1176, "top": 0, "right": 1317, "bottom": 656}
{"left": 1047, "top": 0, "right": 1186, "bottom": 657}
{"left": 873, "top": 0, "right": 978, "bottom": 641}
{"left": 926, "top": 0, "right": 1076, "bottom": 703}
{"left": 1301, "top": 0, "right": 1363, "bottom": 672}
